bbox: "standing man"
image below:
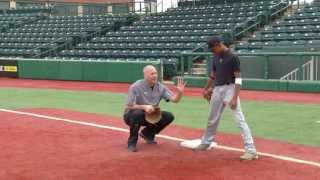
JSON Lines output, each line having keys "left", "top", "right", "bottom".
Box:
{"left": 194, "top": 36, "right": 258, "bottom": 161}
{"left": 124, "top": 65, "right": 186, "bottom": 152}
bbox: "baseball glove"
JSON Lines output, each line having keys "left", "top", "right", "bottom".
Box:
{"left": 145, "top": 106, "right": 162, "bottom": 124}
{"left": 203, "top": 88, "right": 213, "bottom": 102}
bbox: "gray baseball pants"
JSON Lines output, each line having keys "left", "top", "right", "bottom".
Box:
{"left": 201, "top": 84, "right": 257, "bottom": 154}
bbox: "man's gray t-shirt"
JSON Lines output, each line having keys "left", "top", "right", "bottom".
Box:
{"left": 125, "top": 80, "right": 173, "bottom": 112}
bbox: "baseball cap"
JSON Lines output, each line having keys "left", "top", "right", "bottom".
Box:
{"left": 207, "top": 36, "right": 222, "bottom": 49}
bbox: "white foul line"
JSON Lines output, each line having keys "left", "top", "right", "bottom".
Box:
{"left": 0, "top": 108, "right": 319, "bottom": 168}
{"left": 317, "top": 121, "right": 320, "bottom": 123}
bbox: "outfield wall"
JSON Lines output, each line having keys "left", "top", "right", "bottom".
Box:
{"left": 173, "top": 76, "right": 320, "bottom": 93}
{"left": 0, "top": 58, "right": 319, "bottom": 92}
{"left": 15, "top": 59, "right": 161, "bottom": 83}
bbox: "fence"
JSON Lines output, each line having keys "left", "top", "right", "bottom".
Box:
{"left": 281, "top": 56, "right": 319, "bottom": 81}
{"left": 0, "top": 57, "right": 162, "bottom": 83}
{"left": 180, "top": 51, "right": 320, "bottom": 80}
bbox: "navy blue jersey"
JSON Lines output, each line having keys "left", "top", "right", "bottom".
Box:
{"left": 211, "top": 50, "right": 240, "bottom": 86}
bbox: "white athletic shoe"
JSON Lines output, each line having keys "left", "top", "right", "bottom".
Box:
{"left": 180, "top": 139, "right": 217, "bottom": 150}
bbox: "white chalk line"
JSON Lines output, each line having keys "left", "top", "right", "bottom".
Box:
{"left": 0, "top": 108, "right": 319, "bottom": 168}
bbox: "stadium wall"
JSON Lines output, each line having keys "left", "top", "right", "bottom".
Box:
{"left": 173, "top": 76, "right": 320, "bottom": 93}
{"left": 16, "top": 59, "right": 161, "bottom": 83}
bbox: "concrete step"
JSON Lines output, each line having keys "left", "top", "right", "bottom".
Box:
{"left": 192, "top": 63, "right": 207, "bottom": 68}
{"left": 192, "top": 67, "right": 206, "bottom": 71}
{"left": 191, "top": 68, "right": 207, "bottom": 75}
{"left": 191, "top": 72, "right": 207, "bottom": 76}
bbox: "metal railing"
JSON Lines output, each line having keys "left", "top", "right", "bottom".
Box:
{"left": 281, "top": 56, "right": 319, "bottom": 80}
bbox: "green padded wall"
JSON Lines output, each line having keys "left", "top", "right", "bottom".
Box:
{"left": 239, "top": 56, "right": 266, "bottom": 79}
{"left": 18, "top": 59, "right": 161, "bottom": 83}
{"left": 60, "top": 61, "right": 83, "bottom": 81}
{"left": 43, "top": 61, "right": 60, "bottom": 80}
{"left": 82, "top": 61, "right": 108, "bottom": 81}
{"left": 268, "top": 55, "right": 309, "bottom": 79}
{"left": 242, "top": 78, "right": 288, "bottom": 91}
{"left": 19, "top": 60, "right": 59, "bottom": 79}
{"left": 287, "top": 81, "right": 320, "bottom": 92}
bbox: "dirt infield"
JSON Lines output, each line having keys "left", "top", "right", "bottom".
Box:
{"left": 0, "top": 108, "right": 319, "bottom": 180}
{"left": 1, "top": 78, "right": 320, "bottom": 104}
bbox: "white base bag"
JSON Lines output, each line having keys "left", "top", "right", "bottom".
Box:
{"left": 179, "top": 139, "right": 217, "bottom": 150}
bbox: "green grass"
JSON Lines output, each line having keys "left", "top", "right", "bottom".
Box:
{"left": 0, "top": 87, "right": 319, "bottom": 147}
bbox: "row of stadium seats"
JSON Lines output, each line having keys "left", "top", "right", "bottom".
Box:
{"left": 165, "top": 8, "right": 267, "bottom": 15}
{"left": 0, "top": 0, "right": 288, "bottom": 77}
{"left": 57, "top": 0, "right": 287, "bottom": 75}
{"left": 59, "top": 49, "right": 181, "bottom": 59}
{"left": 90, "top": 35, "right": 209, "bottom": 43}
{"left": 263, "top": 25, "right": 320, "bottom": 33}
{"left": 249, "top": 32, "right": 320, "bottom": 41}
{"left": 51, "top": 57, "right": 163, "bottom": 62}
{"left": 121, "top": 24, "right": 234, "bottom": 31}
{"left": 138, "top": 17, "right": 248, "bottom": 25}
{"left": 4, "top": 5, "right": 51, "bottom": 14}
{"left": 75, "top": 42, "right": 201, "bottom": 50}
{"left": 0, "top": 37, "right": 71, "bottom": 43}
{"left": 0, "top": 42, "right": 57, "bottom": 49}
{"left": 237, "top": 40, "right": 320, "bottom": 49}
{"left": 9, "top": 27, "right": 100, "bottom": 33}
{"left": 23, "top": 22, "right": 112, "bottom": 27}
{"left": 105, "top": 29, "right": 222, "bottom": 37}
{"left": 0, "top": 32, "right": 86, "bottom": 38}
{"left": 177, "top": 0, "right": 279, "bottom": 8}
{"left": 284, "top": 12, "right": 320, "bottom": 20}
{"left": 35, "top": 18, "right": 125, "bottom": 24}
{"left": 0, "top": 12, "right": 132, "bottom": 58}
{"left": 236, "top": 1, "right": 320, "bottom": 51}
{"left": 0, "top": 48, "right": 41, "bottom": 57}
{"left": 274, "top": 19, "right": 320, "bottom": 26}
{"left": 0, "top": 13, "right": 40, "bottom": 31}
{"left": 0, "top": 13, "right": 41, "bottom": 17}
{"left": 45, "top": 14, "right": 129, "bottom": 20}
{"left": 144, "top": 12, "right": 261, "bottom": 21}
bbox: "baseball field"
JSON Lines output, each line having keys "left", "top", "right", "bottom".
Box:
{"left": 0, "top": 78, "right": 319, "bottom": 179}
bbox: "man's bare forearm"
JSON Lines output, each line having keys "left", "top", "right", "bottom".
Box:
{"left": 126, "top": 104, "right": 147, "bottom": 110}
{"left": 170, "top": 91, "right": 183, "bottom": 103}
{"left": 205, "top": 78, "right": 215, "bottom": 90}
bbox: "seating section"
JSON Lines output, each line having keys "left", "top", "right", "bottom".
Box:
{"left": 0, "top": 14, "right": 128, "bottom": 58}
{"left": 58, "top": 0, "right": 286, "bottom": 76}
{"left": 0, "top": 12, "right": 46, "bottom": 57}
{"left": 0, "top": 0, "right": 289, "bottom": 77}
{"left": 0, "top": 13, "right": 40, "bottom": 31}
{"left": 7, "top": 4, "right": 52, "bottom": 14}
{"left": 236, "top": 2, "right": 320, "bottom": 52}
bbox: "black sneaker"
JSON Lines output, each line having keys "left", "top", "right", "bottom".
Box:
{"left": 128, "top": 144, "right": 138, "bottom": 152}
{"left": 139, "top": 132, "right": 157, "bottom": 144}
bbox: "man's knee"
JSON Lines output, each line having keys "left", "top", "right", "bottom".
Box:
{"left": 162, "top": 111, "right": 174, "bottom": 123}
{"left": 124, "top": 109, "right": 145, "bottom": 126}
{"left": 130, "top": 109, "right": 145, "bottom": 119}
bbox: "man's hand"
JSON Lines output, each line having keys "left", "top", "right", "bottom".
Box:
{"left": 176, "top": 76, "right": 186, "bottom": 93}
{"left": 144, "top": 105, "right": 155, "bottom": 114}
{"left": 202, "top": 88, "right": 213, "bottom": 102}
{"left": 229, "top": 97, "right": 237, "bottom": 110}
{"left": 170, "top": 77, "right": 186, "bottom": 103}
